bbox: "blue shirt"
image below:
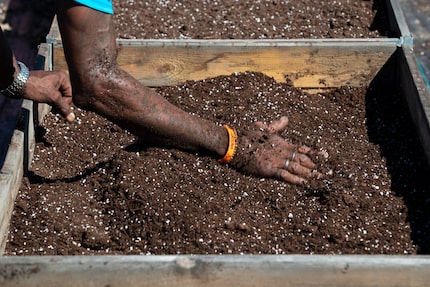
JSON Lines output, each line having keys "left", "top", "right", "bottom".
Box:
{"left": 74, "top": 0, "right": 114, "bottom": 14}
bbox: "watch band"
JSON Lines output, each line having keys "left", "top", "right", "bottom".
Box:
{"left": 0, "top": 61, "right": 29, "bottom": 99}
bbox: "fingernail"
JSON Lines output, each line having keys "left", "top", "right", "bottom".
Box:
{"left": 66, "top": 112, "right": 76, "bottom": 122}
{"left": 320, "top": 149, "right": 329, "bottom": 158}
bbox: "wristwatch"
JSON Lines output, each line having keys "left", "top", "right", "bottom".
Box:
{"left": 0, "top": 61, "right": 29, "bottom": 99}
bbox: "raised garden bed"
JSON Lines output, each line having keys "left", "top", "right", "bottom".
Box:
{"left": 1, "top": 0, "right": 430, "bottom": 286}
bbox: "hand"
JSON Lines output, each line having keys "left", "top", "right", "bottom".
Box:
{"left": 230, "top": 116, "right": 327, "bottom": 185}
{"left": 23, "top": 70, "right": 75, "bottom": 121}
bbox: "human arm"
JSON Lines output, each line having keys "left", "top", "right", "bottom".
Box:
{"left": 55, "top": 1, "right": 323, "bottom": 185}
{"left": 0, "top": 26, "right": 75, "bottom": 121}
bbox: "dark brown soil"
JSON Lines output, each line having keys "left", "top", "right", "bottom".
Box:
{"left": 4, "top": 1, "right": 430, "bottom": 256}
{"left": 112, "top": 0, "right": 393, "bottom": 39}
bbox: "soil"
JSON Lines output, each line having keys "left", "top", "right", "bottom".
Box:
{"left": 4, "top": 0, "right": 430, "bottom": 256}
{"left": 112, "top": 0, "right": 393, "bottom": 39}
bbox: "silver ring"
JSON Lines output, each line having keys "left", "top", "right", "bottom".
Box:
{"left": 290, "top": 151, "right": 296, "bottom": 161}
{"left": 284, "top": 159, "right": 290, "bottom": 169}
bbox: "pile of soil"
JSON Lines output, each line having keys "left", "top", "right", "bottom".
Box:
{"left": 4, "top": 0, "right": 430, "bottom": 255}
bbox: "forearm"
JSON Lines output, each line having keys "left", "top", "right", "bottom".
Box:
{"left": 55, "top": 6, "right": 229, "bottom": 159}
{"left": 128, "top": 86, "right": 229, "bottom": 158}
{"left": 0, "top": 27, "right": 18, "bottom": 89}
{"left": 88, "top": 69, "right": 229, "bottom": 159}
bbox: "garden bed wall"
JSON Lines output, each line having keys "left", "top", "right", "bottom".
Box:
{"left": 0, "top": 43, "right": 51, "bottom": 253}
{"left": 1, "top": 255, "right": 430, "bottom": 287}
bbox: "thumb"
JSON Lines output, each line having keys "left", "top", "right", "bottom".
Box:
{"left": 255, "top": 116, "right": 289, "bottom": 133}
{"left": 267, "top": 116, "right": 289, "bottom": 133}
{"left": 55, "top": 93, "right": 75, "bottom": 122}
{"left": 65, "top": 110, "right": 76, "bottom": 122}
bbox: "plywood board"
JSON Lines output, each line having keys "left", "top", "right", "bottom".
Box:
{"left": 0, "top": 100, "right": 33, "bottom": 254}
{"left": 51, "top": 39, "right": 399, "bottom": 89}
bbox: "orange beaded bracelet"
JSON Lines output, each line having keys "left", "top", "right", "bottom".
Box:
{"left": 218, "top": 125, "right": 238, "bottom": 163}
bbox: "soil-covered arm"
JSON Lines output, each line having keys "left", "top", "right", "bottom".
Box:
{"left": 55, "top": 1, "right": 324, "bottom": 185}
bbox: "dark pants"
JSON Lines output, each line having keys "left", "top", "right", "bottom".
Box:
{"left": 0, "top": 0, "right": 55, "bottom": 168}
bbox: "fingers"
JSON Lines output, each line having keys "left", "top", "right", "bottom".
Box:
{"left": 293, "top": 149, "right": 317, "bottom": 169}
{"left": 56, "top": 71, "right": 75, "bottom": 122}
{"left": 271, "top": 134, "right": 328, "bottom": 184}
{"left": 236, "top": 117, "right": 328, "bottom": 185}
{"left": 255, "top": 116, "right": 289, "bottom": 133}
{"left": 51, "top": 95, "right": 75, "bottom": 121}
{"left": 277, "top": 166, "right": 322, "bottom": 185}
{"left": 266, "top": 116, "right": 289, "bottom": 133}
{"left": 277, "top": 169, "right": 309, "bottom": 185}
{"left": 28, "top": 70, "right": 75, "bottom": 122}
{"left": 63, "top": 106, "right": 76, "bottom": 122}
{"left": 57, "top": 70, "right": 72, "bottom": 98}
{"left": 274, "top": 139, "right": 318, "bottom": 170}
{"left": 276, "top": 154, "right": 321, "bottom": 184}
